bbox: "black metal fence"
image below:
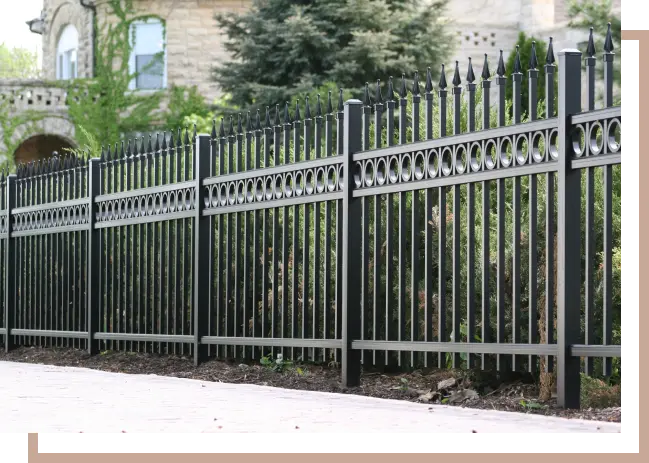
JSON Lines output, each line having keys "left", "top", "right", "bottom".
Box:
{"left": 0, "top": 31, "right": 621, "bottom": 408}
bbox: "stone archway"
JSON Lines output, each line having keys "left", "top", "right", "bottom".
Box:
{"left": 3, "top": 114, "right": 77, "bottom": 166}
{"left": 12, "top": 134, "right": 76, "bottom": 165}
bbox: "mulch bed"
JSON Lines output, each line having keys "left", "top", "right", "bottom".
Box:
{"left": 0, "top": 346, "right": 620, "bottom": 423}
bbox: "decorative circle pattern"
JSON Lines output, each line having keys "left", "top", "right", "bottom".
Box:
{"left": 570, "top": 117, "right": 621, "bottom": 157}
{"left": 351, "top": 128, "right": 558, "bottom": 191}
{"left": 96, "top": 187, "right": 195, "bottom": 224}
{"left": 203, "top": 163, "right": 344, "bottom": 212}
{"left": 12, "top": 204, "right": 90, "bottom": 232}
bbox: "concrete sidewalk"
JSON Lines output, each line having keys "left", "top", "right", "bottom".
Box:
{"left": 0, "top": 361, "right": 620, "bottom": 433}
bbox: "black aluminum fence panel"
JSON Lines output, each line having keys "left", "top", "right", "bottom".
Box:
{"left": 94, "top": 131, "right": 196, "bottom": 355}
{"left": 1, "top": 27, "right": 621, "bottom": 409}
{"left": 7, "top": 158, "right": 89, "bottom": 350}
{"left": 201, "top": 102, "right": 345, "bottom": 362}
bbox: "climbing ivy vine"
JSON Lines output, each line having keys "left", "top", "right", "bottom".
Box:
{"left": 65, "top": 0, "right": 167, "bottom": 150}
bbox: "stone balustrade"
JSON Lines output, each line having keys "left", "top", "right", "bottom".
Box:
{"left": 0, "top": 79, "right": 69, "bottom": 114}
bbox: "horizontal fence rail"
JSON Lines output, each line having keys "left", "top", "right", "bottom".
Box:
{"left": 1, "top": 30, "right": 622, "bottom": 409}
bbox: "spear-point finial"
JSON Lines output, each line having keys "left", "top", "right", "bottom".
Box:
{"left": 316, "top": 94, "right": 323, "bottom": 117}
{"left": 219, "top": 117, "right": 226, "bottom": 137}
{"left": 176, "top": 128, "right": 182, "bottom": 149}
{"left": 399, "top": 73, "right": 408, "bottom": 98}
{"left": 211, "top": 119, "right": 217, "bottom": 138}
{"left": 546, "top": 37, "right": 556, "bottom": 65}
{"left": 452, "top": 61, "right": 461, "bottom": 87}
{"left": 413, "top": 71, "right": 421, "bottom": 95}
{"left": 304, "top": 95, "right": 311, "bottom": 119}
{"left": 587, "top": 28, "right": 596, "bottom": 57}
{"left": 121, "top": 140, "right": 127, "bottom": 157}
{"left": 167, "top": 132, "right": 174, "bottom": 152}
{"left": 387, "top": 76, "right": 395, "bottom": 100}
{"left": 529, "top": 41, "right": 539, "bottom": 69}
{"left": 160, "top": 132, "right": 167, "bottom": 152}
{"left": 364, "top": 82, "right": 371, "bottom": 106}
{"left": 337, "top": 89, "right": 344, "bottom": 112}
{"left": 127, "top": 138, "right": 133, "bottom": 156}
{"left": 274, "top": 104, "right": 281, "bottom": 126}
{"left": 246, "top": 111, "right": 253, "bottom": 132}
{"left": 294, "top": 99, "right": 301, "bottom": 122}
{"left": 425, "top": 67, "right": 433, "bottom": 93}
{"left": 482, "top": 54, "right": 491, "bottom": 80}
{"left": 283, "top": 101, "right": 291, "bottom": 124}
{"left": 237, "top": 113, "right": 243, "bottom": 134}
{"left": 438, "top": 64, "right": 448, "bottom": 89}
{"left": 513, "top": 45, "right": 522, "bottom": 73}
{"left": 228, "top": 116, "right": 235, "bottom": 135}
{"left": 466, "top": 58, "right": 475, "bottom": 83}
{"left": 326, "top": 91, "right": 333, "bottom": 114}
{"left": 193, "top": 124, "right": 197, "bottom": 140}
{"left": 497, "top": 50, "right": 506, "bottom": 77}
{"left": 154, "top": 133, "right": 160, "bottom": 152}
{"left": 375, "top": 79, "right": 383, "bottom": 104}
{"left": 184, "top": 127, "right": 190, "bottom": 145}
{"left": 256, "top": 109, "right": 262, "bottom": 130}
{"left": 100, "top": 146, "right": 106, "bottom": 161}
{"left": 264, "top": 107, "right": 271, "bottom": 128}
{"left": 604, "top": 22, "right": 614, "bottom": 53}
{"left": 106, "top": 144, "right": 112, "bottom": 161}
{"left": 147, "top": 134, "right": 153, "bottom": 153}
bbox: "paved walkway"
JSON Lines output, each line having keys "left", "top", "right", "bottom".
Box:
{"left": 0, "top": 361, "right": 620, "bottom": 433}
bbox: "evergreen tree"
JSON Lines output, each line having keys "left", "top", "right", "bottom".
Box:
{"left": 504, "top": 33, "right": 549, "bottom": 118}
{"left": 568, "top": 0, "right": 621, "bottom": 92}
{"left": 212, "top": 0, "right": 453, "bottom": 111}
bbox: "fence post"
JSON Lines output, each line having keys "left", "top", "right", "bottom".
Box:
{"left": 341, "top": 99, "right": 363, "bottom": 386}
{"left": 87, "top": 158, "right": 101, "bottom": 355}
{"left": 4, "top": 174, "right": 16, "bottom": 352}
{"left": 193, "top": 134, "right": 211, "bottom": 366}
{"left": 556, "top": 49, "right": 582, "bottom": 409}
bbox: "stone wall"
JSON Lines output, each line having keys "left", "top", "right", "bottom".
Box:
{"left": 93, "top": 0, "right": 251, "bottom": 104}
{"left": 0, "top": 79, "right": 75, "bottom": 164}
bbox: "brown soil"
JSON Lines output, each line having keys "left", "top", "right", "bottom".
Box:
{"left": 0, "top": 346, "right": 620, "bottom": 423}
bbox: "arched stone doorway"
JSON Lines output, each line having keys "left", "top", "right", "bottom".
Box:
{"left": 12, "top": 134, "right": 75, "bottom": 165}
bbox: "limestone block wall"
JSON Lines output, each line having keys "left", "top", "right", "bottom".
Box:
{"left": 94, "top": 0, "right": 251, "bottom": 104}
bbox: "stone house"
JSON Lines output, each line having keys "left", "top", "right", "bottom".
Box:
{"left": 0, "top": 0, "right": 620, "bottom": 164}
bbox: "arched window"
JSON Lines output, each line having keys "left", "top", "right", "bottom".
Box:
{"left": 56, "top": 24, "right": 79, "bottom": 80}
